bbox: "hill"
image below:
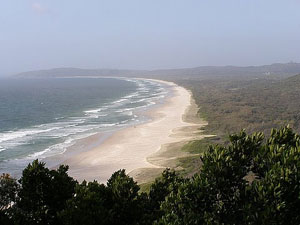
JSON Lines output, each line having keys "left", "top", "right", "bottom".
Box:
{"left": 14, "top": 62, "right": 300, "bottom": 79}
{"left": 14, "top": 67, "right": 144, "bottom": 78}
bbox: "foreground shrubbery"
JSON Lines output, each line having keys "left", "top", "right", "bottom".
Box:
{"left": 1, "top": 126, "right": 300, "bottom": 225}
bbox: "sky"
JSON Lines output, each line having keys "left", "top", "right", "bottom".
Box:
{"left": 0, "top": 0, "right": 300, "bottom": 75}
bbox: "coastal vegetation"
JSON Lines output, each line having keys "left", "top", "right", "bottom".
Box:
{"left": 169, "top": 73, "right": 300, "bottom": 176}
{"left": 177, "top": 73, "right": 300, "bottom": 136}
{"left": 1, "top": 126, "right": 300, "bottom": 225}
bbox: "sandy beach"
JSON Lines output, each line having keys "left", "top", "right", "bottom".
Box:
{"left": 63, "top": 80, "right": 204, "bottom": 183}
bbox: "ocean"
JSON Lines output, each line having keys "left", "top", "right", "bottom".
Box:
{"left": 0, "top": 77, "right": 169, "bottom": 176}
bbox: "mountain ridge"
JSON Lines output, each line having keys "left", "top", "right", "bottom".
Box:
{"left": 15, "top": 62, "right": 300, "bottom": 79}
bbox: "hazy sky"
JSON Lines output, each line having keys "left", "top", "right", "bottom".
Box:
{"left": 1, "top": 0, "right": 300, "bottom": 75}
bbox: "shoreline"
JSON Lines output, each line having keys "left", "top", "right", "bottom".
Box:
{"left": 51, "top": 79, "right": 206, "bottom": 183}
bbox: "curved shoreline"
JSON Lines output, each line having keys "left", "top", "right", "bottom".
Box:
{"left": 60, "top": 79, "right": 201, "bottom": 183}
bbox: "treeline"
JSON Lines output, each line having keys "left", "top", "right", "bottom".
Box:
{"left": 1, "top": 126, "right": 300, "bottom": 225}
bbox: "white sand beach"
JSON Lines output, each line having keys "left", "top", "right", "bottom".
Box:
{"left": 63, "top": 80, "right": 199, "bottom": 183}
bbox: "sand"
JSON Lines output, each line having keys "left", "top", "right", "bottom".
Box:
{"left": 63, "top": 80, "right": 206, "bottom": 183}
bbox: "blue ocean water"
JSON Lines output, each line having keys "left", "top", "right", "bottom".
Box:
{"left": 0, "top": 77, "right": 168, "bottom": 175}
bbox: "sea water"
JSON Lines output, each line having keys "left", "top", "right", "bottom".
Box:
{"left": 0, "top": 77, "right": 169, "bottom": 176}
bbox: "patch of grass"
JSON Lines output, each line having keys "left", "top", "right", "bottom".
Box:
{"left": 139, "top": 181, "right": 152, "bottom": 193}
{"left": 182, "top": 136, "right": 221, "bottom": 154}
{"left": 198, "top": 110, "right": 208, "bottom": 121}
{"left": 176, "top": 136, "right": 222, "bottom": 177}
{"left": 177, "top": 155, "right": 202, "bottom": 177}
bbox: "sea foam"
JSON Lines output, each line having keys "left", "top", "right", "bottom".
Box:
{"left": 0, "top": 78, "right": 169, "bottom": 173}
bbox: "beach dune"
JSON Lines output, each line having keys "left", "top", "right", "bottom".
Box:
{"left": 64, "top": 80, "right": 194, "bottom": 183}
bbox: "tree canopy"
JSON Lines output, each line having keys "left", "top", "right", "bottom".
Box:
{"left": 1, "top": 126, "right": 300, "bottom": 225}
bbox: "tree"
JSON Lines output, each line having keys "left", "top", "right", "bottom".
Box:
{"left": 158, "top": 131, "right": 264, "bottom": 224}
{"left": 106, "top": 169, "right": 142, "bottom": 225}
{"left": 59, "top": 181, "right": 110, "bottom": 225}
{"left": 249, "top": 126, "right": 300, "bottom": 224}
{"left": 145, "top": 169, "right": 184, "bottom": 224}
{"left": 61, "top": 169, "right": 144, "bottom": 225}
{"left": 0, "top": 174, "right": 19, "bottom": 225}
{"left": 16, "top": 160, "right": 76, "bottom": 225}
{"left": 157, "top": 126, "right": 300, "bottom": 225}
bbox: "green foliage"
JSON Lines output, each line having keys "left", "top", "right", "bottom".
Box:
{"left": 60, "top": 181, "right": 110, "bottom": 225}
{"left": 157, "top": 126, "right": 300, "bottom": 225}
{"left": 178, "top": 137, "right": 222, "bottom": 177}
{"left": 0, "top": 174, "right": 19, "bottom": 211}
{"left": 146, "top": 169, "right": 184, "bottom": 224}
{"left": 106, "top": 169, "right": 143, "bottom": 225}
{"left": 157, "top": 131, "right": 263, "bottom": 225}
{"left": 16, "top": 160, "right": 77, "bottom": 225}
{"left": 0, "top": 174, "right": 19, "bottom": 224}
{"left": 249, "top": 126, "right": 300, "bottom": 224}
{"left": 1, "top": 126, "right": 300, "bottom": 224}
{"left": 61, "top": 169, "right": 144, "bottom": 225}
{"left": 177, "top": 76, "right": 300, "bottom": 136}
